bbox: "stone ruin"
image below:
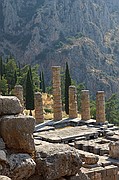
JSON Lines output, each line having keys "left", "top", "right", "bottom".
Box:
{"left": 0, "top": 66, "right": 119, "bottom": 180}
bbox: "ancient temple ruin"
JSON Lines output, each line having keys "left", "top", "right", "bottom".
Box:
{"left": 0, "top": 65, "right": 119, "bottom": 180}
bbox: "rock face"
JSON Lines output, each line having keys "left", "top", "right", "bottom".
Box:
{"left": 0, "top": 115, "right": 35, "bottom": 153}
{"left": 0, "top": 96, "right": 23, "bottom": 115}
{"left": 35, "top": 143, "right": 82, "bottom": 180}
{"left": 1, "top": 0, "right": 119, "bottom": 97}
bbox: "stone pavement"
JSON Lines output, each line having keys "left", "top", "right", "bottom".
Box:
{"left": 34, "top": 118, "right": 119, "bottom": 180}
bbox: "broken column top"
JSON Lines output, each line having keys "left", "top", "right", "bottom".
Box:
{"left": 52, "top": 66, "right": 61, "bottom": 70}
{"left": 69, "top": 85, "right": 76, "bottom": 89}
{"left": 34, "top": 92, "right": 42, "bottom": 96}
{"left": 14, "top": 85, "right": 23, "bottom": 89}
{"left": 96, "top": 91, "right": 105, "bottom": 94}
{"left": 81, "top": 90, "right": 89, "bottom": 93}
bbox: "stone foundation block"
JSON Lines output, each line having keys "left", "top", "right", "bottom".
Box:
{"left": 0, "top": 115, "right": 35, "bottom": 153}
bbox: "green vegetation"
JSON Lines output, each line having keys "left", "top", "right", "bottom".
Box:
{"left": 0, "top": 56, "right": 40, "bottom": 96}
{"left": 39, "top": 71, "right": 46, "bottom": 93}
{"left": 25, "top": 66, "right": 34, "bottom": 115}
{"left": 65, "top": 62, "right": 71, "bottom": 114}
{"left": 53, "top": 31, "right": 85, "bottom": 50}
{"left": 90, "top": 94, "right": 119, "bottom": 125}
{"left": 105, "top": 94, "right": 119, "bottom": 125}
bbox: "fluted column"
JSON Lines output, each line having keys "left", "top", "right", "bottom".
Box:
{"left": 96, "top": 91, "right": 105, "bottom": 123}
{"left": 13, "top": 85, "right": 24, "bottom": 107}
{"left": 69, "top": 86, "right": 78, "bottom": 119}
{"left": 81, "top": 90, "right": 90, "bottom": 120}
{"left": 34, "top": 92, "right": 44, "bottom": 124}
{"left": 52, "top": 66, "right": 62, "bottom": 121}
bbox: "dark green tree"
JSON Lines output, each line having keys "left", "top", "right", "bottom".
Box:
{"left": 65, "top": 62, "right": 71, "bottom": 114}
{"left": 14, "top": 70, "right": 17, "bottom": 85}
{"left": 0, "top": 57, "right": 3, "bottom": 80}
{"left": 5, "top": 58, "right": 17, "bottom": 93}
{"left": 42, "top": 71, "right": 45, "bottom": 93}
{"left": 0, "top": 77, "right": 8, "bottom": 95}
{"left": 39, "top": 72, "right": 42, "bottom": 91}
{"left": 106, "top": 94, "right": 119, "bottom": 125}
{"left": 25, "top": 67, "right": 34, "bottom": 115}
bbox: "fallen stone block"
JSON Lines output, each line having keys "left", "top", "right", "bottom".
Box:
{"left": 109, "top": 141, "right": 119, "bottom": 159}
{"left": 0, "top": 96, "right": 23, "bottom": 115}
{"left": 0, "top": 150, "right": 7, "bottom": 163}
{"left": 0, "top": 139, "right": 5, "bottom": 150}
{"left": 8, "top": 154, "right": 36, "bottom": 180}
{"left": 35, "top": 143, "right": 82, "bottom": 180}
{"left": 0, "top": 115, "right": 35, "bottom": 153}
{"left": 77, "top": 150, "right": 99, "bottom": 165}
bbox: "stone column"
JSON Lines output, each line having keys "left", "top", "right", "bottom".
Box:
{"left": 96, "top": 91, "right": 105, "bottom": 123}
{"left": 34, "top": 92, "right": 44, "bottom": 124}
{"left": 13, "top": 85, "right": 24, "bottom": 107}
{"left": 81, "top": 90, "right": 90, "bottom": 120}
{"left": 52, "top": 66, "right": 62, "bottom": 121}
{"left": 69, "top": 86, "right": 78, "bottom": 119}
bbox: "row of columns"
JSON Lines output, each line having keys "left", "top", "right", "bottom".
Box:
{"left": 13, "top": 66, "right": 105, "bottom": 124}
{"left": 52, "top": 66, "right": 106, "bottom": 123}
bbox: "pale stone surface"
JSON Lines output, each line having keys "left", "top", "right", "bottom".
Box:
{"left": 0, "top": 115, "right": 35, "bottom": 153}
{"left": 67, "top": 171, "right": 90, "bottom": 180}
{"left": 0, "top": 176, "right": 11, "bottom": 180}
{"left": 69, "top": 86, "right": 78, "bottom": 119}
{"left": 13, "top": 85, "right": 24, "bottom": 107}
{"left": 0, "top": 138, "right": 5, "bottom": 150}
{"left": 35, "top": 143, "right": 82, "bottom": 180}
{"left": 0, "top": 151, "right": 7, "bottom": 163}
{"left": 78, "top": 150, "right": 99, "bottom": 165}
{"left": 8, "top": 154, "right": 36, "bottom": 180}
{"left": 52, "top": 66, "right": 62, "bottom": 121}
{"left": 34, "top": 92, "right": 44, "bottom": 124}
{"left": 96, "top": 91, "right": 105, "bottom": 123}
{"left": 83, "top": 154, "right": 99, "bottom": 165}
{"left": 109, "top": 141, "right": 119, "bottom": 159}
{"left": 81, "top": 90, "right": 90, "bottom": 120}
{"left": 0, "top": 96, "right": 23, "bottom": 115}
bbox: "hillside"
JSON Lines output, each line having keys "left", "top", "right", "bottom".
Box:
{"left": 1, "top": 0, "right": 119, "bottom": 97}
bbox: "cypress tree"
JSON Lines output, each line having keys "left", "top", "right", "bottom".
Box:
{"left": 39, "top": 71, "right": 42, "bottom": 91}
{"left": 0, "top": 57, "right": 3, "bottom": 80}
{"left": 65, "top": 62, "right": 71, "bottom": 114}
{"left": 29, "top": 65, "right": 33, "bottom": 81}
{"left": 25, "top": 67, "right": 34, "bottom": 115}
{"left": 42, "top": 71, "right": 45, "bottom": 93}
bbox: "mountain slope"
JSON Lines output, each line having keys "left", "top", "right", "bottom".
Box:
{"left": 1, "top": 0, "right": 119, "bottom": 97}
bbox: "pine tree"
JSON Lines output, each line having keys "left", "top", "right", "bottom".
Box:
{"left": 65, "top": 62, "right": 71, "bottom": 114}
{"left": 25, "top": 67, "right": 34, "bottom": 115}
{"left": 42, "top": 71, "right": 45, "bottom": 93}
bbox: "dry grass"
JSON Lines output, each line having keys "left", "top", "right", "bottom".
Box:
{"left": 23, "top": 93, "right": 81, "bottom": 120}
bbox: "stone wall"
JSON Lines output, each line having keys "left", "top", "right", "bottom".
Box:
{"left": 85, "top": 165, "right": 118, "bottom": 180}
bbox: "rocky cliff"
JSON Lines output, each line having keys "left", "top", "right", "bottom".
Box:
{"left": 1, "top": 0, "right": 119, "bottom": 97}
